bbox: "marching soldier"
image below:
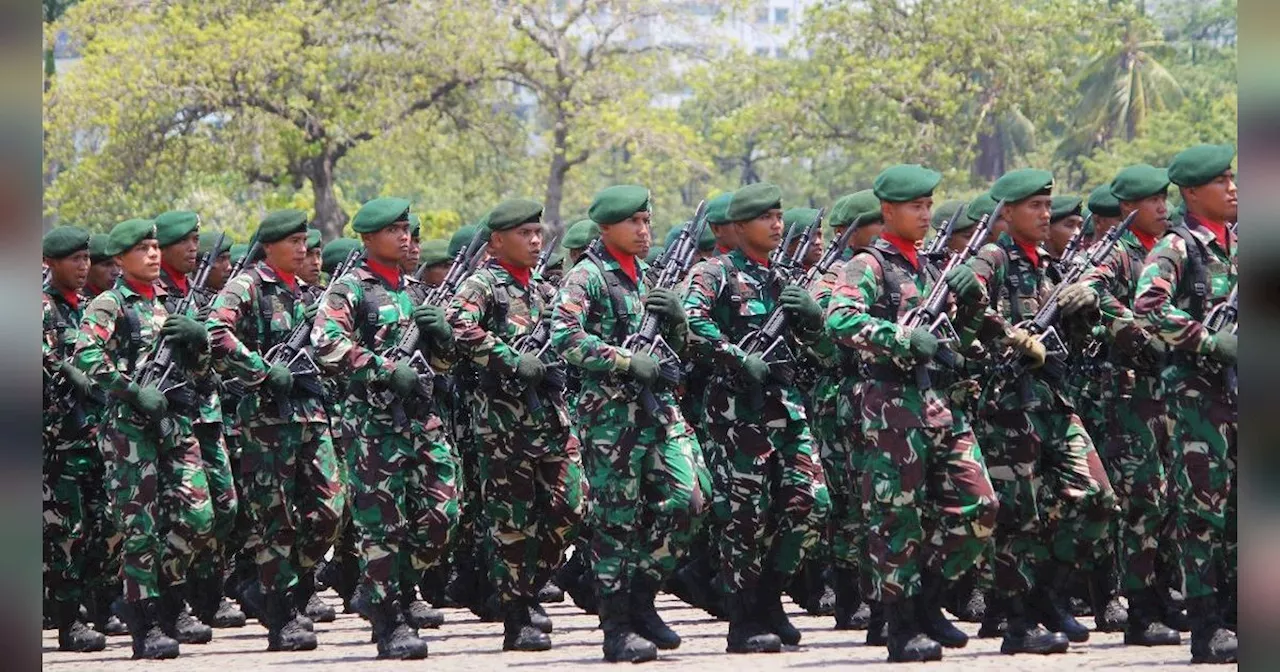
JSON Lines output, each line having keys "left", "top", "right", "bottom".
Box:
{"left": 419, "top": 239, "right": 452, "bottom": 286}
{"left": 300, "top": 228, "right": 323, "bottom": 288}
{"left": 84, "top": 233, "right": 119, "bottom": 299}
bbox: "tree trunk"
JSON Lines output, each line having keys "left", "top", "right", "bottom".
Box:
{"left": 974, "top": 130, "right": 1005, "bottom": 182}
{"left": 309, "top": 155, "right": 346, "bottom": 241}
{"left": 543, "top": 116, "right": 571, "bottom": 228}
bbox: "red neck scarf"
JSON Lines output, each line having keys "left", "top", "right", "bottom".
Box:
{"left": 717, "top": 244, "right": 733, "bottom": 255}
{"left": 744, "top": 250, "right": 770, "bottom": 267}
{"left": 125, "top": 276, "right": 156, "bottom": 300}
{"left": 59, "top": 289, "right": 80, "bottom": 310}
{"left": 604, "top": 242, "right": 638, "bottom": 284}
{"left": 1196, "top": 217, "right": 1229, "bottom": 250}
{"left": 84, "top": 283, "right": 103, "bottom": 297}
{"left": 161, "top": 261, "right": 189, "bottom": 295}
{"left": 1014, "top": 237, "right": 1040, "bottom": 267}
{"left": 1132, "top": 228, "right": 1160, "bottom": 252}
{"left": 497, "top": 259, "right": 531, "bottom": 288}
{"left": 881, "top": 233, "right": 920, "bottom": 270}
{"left": 267, "top": 263, "right": 298, "bottom": 293}
{"left": 366, "top": 257, "right": 402, "bottom": 289}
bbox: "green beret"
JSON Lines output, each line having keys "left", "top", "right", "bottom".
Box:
{"left": 548, "top": 248, "right": 565, "bottom": 268}
{"left": 696, "top": 219, "right": 716, "bottom": 251}
{"left": 1081, "top": 215, "right": 1096, "bottom": 237}
{"left": 154, "top": 210, "right": 200, "bottom": 247}
{"left": 830, "top": 190, "right": 883, "bottom": 229}
{"left": 645, "top": 245, "right": 665, "bottom": 264}
{"left": 1111, "top": 164, "right": 1170, "bottom": 202}
{"left": 419, "top": 239, "right": 451, "bottom": 267}
{"left": 1168, "top": 144, "right": 1235, "bottom": 187}
{"left": 306, "top": 228, "right": 323, "bottom": 250}
{"left": 351, "top": 197, "right": 411, "bottom": 234}
{"left": 229, "top": 243, "right": 249, "bottom": 265}
{"left": 321, "top": 238, "right": 363, "bottom": 275}
{"left": 407, "top": 213, "right": 421, "bottom": 239}
{"left": 991, "top": 168, "right": 1054, "bottom": 203}
{"left": 1050, "top": 195, "right": 1083, "bottom": 222}
{"left": 706, "top": 192, "right": 735, "bottom": 225}
{"left": 1087, "top": 183, "right": 1122, "bottom": 217}
{"left": 487, "top": 198, "right": 543, "bottom": 232}
{"left": 448, "top": 224, "right": 478, "bottom": 258}
{"left": 873, "top": 164, "right": 942, "bottom": 202}
{"left": 257, "top": 209, "right": 309, "bottom": 244}
{"left": 782, "top": 207, "right": 820, "bottom": 238}
{"left": 726, "top": 183, "right": 783, "bottom": 222}
{"left": 931, "top": 200, "right": 970, "bottom": 232}
{"left": 966, "top": 192, "right": 998, "bottom": 223}
{"left": 105, "top": 218, "right": 157, "bottom": 256}
{"left": 563, "top": 219, "right": 601, "bottom": 250}
{"left": 663, "top": 224, "right": 685, "bottom": 248}
{"left": 88, "top": 233, "right": 112, "bottom": 262}
{"left": 198, "top": 231, "right": 233, "bottom": 257}
{"left": 589, "top": 185, "right": 651, "bottom": 226}
{"left": 42, "top": 226, "right": 90, "bottom": 259}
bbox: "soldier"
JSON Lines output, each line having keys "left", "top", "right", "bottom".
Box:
{"left": 707, "top": 191, "right": 740, "bottom": 255}
{"left": 947, "top": 168, "right": 1115, "bottom": 653}
{"left": 683, "top": 182, "right": 832, "bottom": 653}
{"left": 42, "top": 226, "right": 109, "bottom": 653}
{"left": 84, "top": 233, "right": 119, "bottom": 299}
{"left": 1087, "top": 183, "right": 1123, "bottom": 245}
{"left": 419, "top": 239, "right": 452, "bottom": 286}
{"left": 1044, "top": 196, "right": 1084, "bottom": 274}
{"left": 562, "top": 219, "right": 600, "bottom": 269}
{"left": 199, "top": 233, "right": 234, "bottom": 299}
{"left": 299, "top": 228, "right": 323, "bottom": 287}
{"left": 447, "top": 198, "right": 586, "bottom": 651}
{"left": 551, "top": 184, "right": 707, "bottom": 663}
{"left": 312, "top": 197, "right": 460, "bottom": 660}
{"left": 73, "top": 218, "right": 215, "bottom": 659}
{"left": 1132, "top": 144, "right": 1238, "bottom": 664}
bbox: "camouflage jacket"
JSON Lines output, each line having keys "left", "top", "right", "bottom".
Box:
{"left": 158, "top": 267, "right": 222, "bottom": 424}
{"left": 1133, "top": 214, "right": 1237, "bottom": 397}
{"left": 206, "top": 262, "right": 327, "bottom": 426}
{"left": 43, "top": 286, "right": 94, "bottom": 444}
{"left": 1079, "top": 229, "right": 1167, "bottom": 399}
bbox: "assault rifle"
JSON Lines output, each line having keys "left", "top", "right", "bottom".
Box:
{"left": 1204, "top": 284, "right": 1238, "bottom": 399}
{"left": 899, "top": 200, "right": 1000, "bottom": 391}
{"left": 1053, "top": 214, "right": 1090, "bottom": 278}
{"left": 511, "top": 226, "right": 567, "bottom": 412}
{"left": 923, "top": 202, "right": 966, "bottom": 266}
{"left": 775, "top": 209, "right": 824, "bottom": 284}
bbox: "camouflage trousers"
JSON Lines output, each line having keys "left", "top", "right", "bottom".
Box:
{"left": 861, "top": 416, "right": 998, "bottom": 603}
{"left": 43, "top": 444, "right": 109, "bottom": 603}
{"left": 1169, "top": 394, "right": 1236, "bottom": 600}
{"left": 821, "top": 376, "right": 867, "bottom": 573}
{"left": 478, "top": 424, "right": 586, "bottom": 602}
{"left": 981, "top": 406, "right": 1115, "bottom": 596}
{"left": 579, "top": 401, "right": 707, "bottom": 598}
{"left": 240, "top": 421, "right": 345, "bottom": 593}
{"left": 100, "top": 414, "right": 214, "bottom": 602}
{"left": 190, "top": 423, "right": 239, "bottom": 580}
{"left": 349, "top": 418, "right": 460, "bottom": 603}
{"left": 707, "top": 416, "right": 830, "bottom": 592}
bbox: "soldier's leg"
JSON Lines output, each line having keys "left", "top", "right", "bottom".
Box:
{"left": 292, "top": 421, "right": 345, "bottom": 624}
{"left": 82, "top": 444, "right": 127, "bottom": 636}
{"left": 1170, "top": 396, "right": 1234, "bottom": 600}
{"left": 239, "top": 424, "right": 302, "bottom": 595}
{"left": 925, "top": 425, "right": 998, "bottom": 583}
{"left": 102, "top": 422, "right": 168, "bottom": 603}
{"left": 1039, "top": 410, "right": 1115, "bottom": 570}
{"left": 156, "top": 425, "right": 215, "bottom": 645}
{"left": 710, "top": 421, "right": 772, "bottom": 595}
{"left": 529, "top": 432, "right": 585, "bottom": 596}
{"left": 46, "top": 445, "right": 108, "bottom": 651}
{"left": 633, "top": 420, "right": 704, "bottom": 587}
{"left": 767, "top": 419, "right": 829, "bottom": 578}
{"left": 189, "top": 423, "right": 242, "bottom": 627}
{"left": 403, "top": 426, "right": 460, "bottom": 584}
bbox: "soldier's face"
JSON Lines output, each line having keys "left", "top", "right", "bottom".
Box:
{"left": 803, "top": 228, "right": 823, "bottom": 266}
{"left": 88, "top": 258, "right": 120, "bottom": 290}
{"left": 299, "top": 247, "right": 322, "bottom": 285}
{"left": 162, "top": 230, "right": 200, "bottom": 274}
{"left": 362, "top": 222, "right": 410, "bottom": 267}
{"left": 1092, "top": 214, "right": 1119, "bottom": 240}
{"left": 568, "top": 246, "right": 586, "bottom": 266}
{"left": 46, "top": 250, "right": 90, "bottom": 291}
{"left": 1184, "top": 171, "right": 1237, "bottom": 224}
{"left": 421, "top": 264, "right": 449, "bottom": 287}
{"left": 207, "top": 252, "right": 231, "bottom": 290}
{"left": 1124, "top": 193, "right": 1170, "bottom": 237}
{"left": 947, "top": 227, "right": 975, "bottom": 254}
{"left": 402, "top": 239, "right": 421, "bottom": 274}
{"left": 600, "top": 212, "right": 651, "bottom": 258}
{"left": 883, "top": 197, "right": 932, "bottom": 243}
{"left": 264, "top": 232, "right": 308, "bottom": 275}
{"left": 1048, "top": 215, "right": 1082, "bottom": 255}
{"left": 1008, "top": 195, "right": 1052, "bottom": 242}
{"left": 118, "top": 239, "right": 161, "bottom": 283}
{"left": 492, "top": 222, "right": 543, "bottom": 269}
{"left": 852, "top": 223, "right": 883, "bottom": 249}
{"left": 710, "top": 222, "right": 738, "bottom": 251}
{"left": 736, "top": 208, "right": 783, "bottom": 254}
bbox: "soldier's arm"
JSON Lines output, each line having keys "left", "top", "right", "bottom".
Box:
{"left": 965, "top": 243, "right": 1017, "bottom": 346}
{"left": 805, "top": 271, "right": 841, "bottom": 367}
{"left": 682, "top": 259, "right": 750, "bottom": 370}
{"left": 446, "top": 273, "right": 519, "bottom": 376}
{"left": 42, "top": 296, "right": 59, "bottom": 373}
{"left": 1080, "top": 243, "right": 1146, "bottom": 352}
{"left": 311, "top": 278, "right": 395, "bottom": 383}
{"left": 550, "top": 265, "right": 632, "bottom": 372}
{"left": 1133, "top": 235, "right": 1213, "bottom": 353}
{"left": 72, "top": 293, "right": 130, "bottom": 397}
{"left": 825, "top": 253, "right": 914, "bottom": 359}
{"left": 205, "top": 274, "right": 269, "bottom": 388}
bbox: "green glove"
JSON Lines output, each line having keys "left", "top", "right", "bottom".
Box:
{"left": 643, "top": 289, "right": 685, "bottom": 322}
{"left": 628, "top": 352, "right": 660, "bottom": 386}
{"left": 58, "top": 360, "right": 94, "bottom": 398}
{"left": 742, "top": 354, "right": 770, "bottom": 385}
{"left": 302, "top": 302, "right": 320, "bottom": 323}
{"left": 387, "top": 362, "right": 420, "bottom": 398}
{"left": 412, "top": 304, "right": 452, "bottom": 344}
{"left": 1209, "top": 331, "right": 1236, "bottom": 364}
{"left": 780, "top": 285, "right": 823, "bottom": 330}
{"left": 908, "top": 327, "right": 939, "bottom": 361}
{"left": 1056, "top": 282, "right": 1099, "bottom": 316}
{"left": 265, "top": 364, "right": 293, "bottom": 394}
{"left": 516, "top": 352, "right": 546, "bottom": 385}
{"left": 131, "top": 383, "right": 168, "bottom": 420}
{"left": 162, "top": 314, "right": 208, "bottom": 347}
{"left": 944, "top": 265, "right": 982, "bottom": 301}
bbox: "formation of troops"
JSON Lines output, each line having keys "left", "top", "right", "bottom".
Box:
{"left": 41, "top": 142, "right": 1237, "bottom": 664}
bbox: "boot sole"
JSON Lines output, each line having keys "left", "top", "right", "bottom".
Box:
{"left": 58, "top": 641, "right": 107, "bottom": 653}
{"left": 1124, "top": 635, "right": 1182, "bottom": 646}
{"left": 1191, "top": 654, "right": 1238, "bottom": 664}
{"left": 604, "top": 651, "right": 659, "bottom": 662}
{"left": 267, "top": 640, "right": 318, "bottom": 651}
{"left": 1000, "top": 641, "right": 1070, "bottom": 655}
{"left": 503, "top": 641, "right": 553, "bottom": 652}
{"left": 888, "top": 651, "right": 943, "bottom": 662}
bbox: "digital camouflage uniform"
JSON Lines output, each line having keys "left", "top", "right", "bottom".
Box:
{"left": 448, "top": 260, "right": 585, "bottom": 604}
{"left": 73, "top": 279, "right": 215, "bottom": 602}
{"left": 550, "top": 243, "right": 708, "bottom": 598}
{"left": 683, "top": 248, "right": 831, "bottom": 593}
{"left": 206, "top": 262, "right": 346, "bottom": 593}
{"left": 826, "top": 238, "right": 997, "bottom": 603}
{"left": 312, "top": 260, "right": 460, "bottom": 603}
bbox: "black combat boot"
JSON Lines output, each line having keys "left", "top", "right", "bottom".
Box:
{"left": 724, "top": 591, "right": 782, "bottom": 654}
{"left": 1187, "top": 595, "right": 1237, "bottom": 664}
{"left": 945, "top": 569, "right": 986, "bottom": 622}
{"left": 666, "top": 553, "right": 715, "bottom": 614}
{"left": 369, "top": 595, "right": 429, "bottom": 660}
{"left": 999, "top": 594, "right": 1069, "bottom": 655}
{"left": 1087, "top": 559, "right": 1127, "bottom": 632}
{"left": 599, "top": 592, "right": 659, "bottom": 662}
{"left": 787, "top": 560, "right": 835, "bottom": 616}
{"left": 123, "top": 597, "right": 180, "bottom": 659}
{"left": 538, "top": 578, "right": 565, "bottom": 603}
{"left": 264, "top": 590, "right": 317, "bottom": 651}
{"left": 630, "top": 575, "right": 680, "bottom": 650}
{"left": 555, "top": 552, "right": 599, "bottom": 615}
{"left": 502, "top": 598, "right": 552, "bottom": 651}
{"left": 399, "top": 581, "right": 445, "bottom": 629}
{"left": 865, "top": 601, "right": 888, "bottom": 646}
{"left": 1028, "top": 562, "right": 1090, "bottom": 642}
{"left": 886, "top": 597, "right": 943, "bottom": 662}
{"left": 977, "top": 589, "right": 1006, "bottom": 638}
{"left": 918, "top": 571, "right": 968, "bottom": 648}
{"left": 832, "top": 566, "right": 869, "bottom": 630}
{"left": 294, "top": 570, "right": 335, "bottom": 623}
{"left": 190, "top": 575, "right": 246, "bottom": 628}
{"left": 758, "top": 571, "right": 801, "bottom": 646}
{"left": 89, "top": 585, "right": 129, "bottom": 636}
{"left": 1123, "top": 587, "right": 1181, "bottom": 646}
{"left": 160, "top": 585, "right": 212, "bottom": 644}
{"left": 55, "top": 599, "right": 107, "bottom": 652}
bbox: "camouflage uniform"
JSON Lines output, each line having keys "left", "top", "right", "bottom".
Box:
{"left": 312, "top": 260, "right": 460, "bottom": 603}
{"left": 682, "top": 249, "right": 831, "bottom": 593}
{"left": 447, "top": 260, "right": 585, "bottom": 604}
{"left": 206, "top": 262, "right": 346, "bottom": 593}
{"left": 826, "top": 238, "right": 997, "bottom": 603}
{"left": 73, "top": 279, "right": 215, "bottom": 602}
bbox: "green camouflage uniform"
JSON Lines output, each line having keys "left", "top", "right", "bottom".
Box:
{"left": 312, "top": 260, "right": 460, "bottom": 603}
{"left": 206, "top": 262, "right": 346, "bottom": 593}
{"left": 826, "top": 239, "right": 997, "bottom": 602}
{"left": 682, "top": 249, "right": 831, "bottom": 593}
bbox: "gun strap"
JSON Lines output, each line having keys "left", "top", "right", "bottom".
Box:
{"left": 355, "top": 277, "right": 389, "bottom": 349}
{"left": 1170, "top": 223, "right": 1209, "bottom": 322}
{"left": 854, "top": 246, "right": 903, "bottom": 323}
{"left": 116, "top": 292, "right": 143, "bottom": 377}
{"left": 585, "top": 246, "right": 635, "bottom": 345}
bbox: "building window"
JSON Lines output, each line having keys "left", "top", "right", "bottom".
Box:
{"left": 754, "top": 46, "right": 770, "bottom": 57}
{"left": 774, "top": 7, "right": 789, "bottom": 25}
{"left": 754, "top": 6, "right": 769, "bottom": 24}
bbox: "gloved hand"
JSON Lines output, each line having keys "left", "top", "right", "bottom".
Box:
{"left": 644, "top": 289, "right": 685, "bottom": 322}
{"left": 1056, "top": 282, "right": 1099, "bottom": 316}
{"left": 780, "top": 285, "right": 823, "bottom": 330}
{"left": 265, "top": 364, "right": 293, "bottom": 394}
{"left": 58, "top": 360, "right": 94, "bottom": 398}
{"left": 516, "top": 352, "right": 546, "bottom": 385}
{"left": 908, "top": 327, "right": 939, "bottom": 361}
{"left": 162, "top": 314, "right": 208, "bottom": 347}
{"left": 944, "top": 265, "right": 982, "bottom": 301}
{"left": 302, "top": 302, "right": 320, "bottom": 323}
{"left": 1208, "top": 331, "right": 1236, "bottom": 364}
{"left": 1005, "top": 327, "right": 1047, "bottom": 369}
{"left": 128, "top": 382, "right": 168, "bottom": 420}
{"left": 387, "top": 362, "right": 420, "bottom": 398}
{"left": 412, "top": 305, "right": 452, "bottom": 344}
{"left": 628, "top": 352, "right": 660, "bottom": 386}
{"left": 742, "top": 354, "right": 770, "bottom": 385}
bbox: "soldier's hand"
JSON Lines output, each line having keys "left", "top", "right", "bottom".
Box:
{"left": 643, "top": 289, "right": 686, "bottom": 322}
{"left": 302, "top": 302, "right": 320, "bottom": 323}
{"left": 742, "top": 354, "right": 770, "bottom": 385}
{"left": 1208, "top": 331, "right": 1237, "bottom": 364}
{"left": 944, "top": 265, "right": 982, "bottom": 301}
{"left": 387, "top": 362, "right": 420, "bottom": 398}
{"left": 907, "top": 327, "right": 939, "bottom": 362}
{"left": 628, "top": 352, "right": 661, "bottom": 386}
{"left": 1005, "top": 327, "right": 1046, "bottom": 369}
{"left": 131, "top": 382, "right": 168, "bottom": 420}
{"left": 412, "top": 305, "right": 453, "bottom": 344}
{"left": 1056, "top": 282, "right": 1099, "bottom": 316}
{"left": 162, "top": 314, "right": 208, "bottom": 347}
{"left": 265, "top": 364, "right": 293, "bottom": 394}
{"left": 58, "top": 360, "right": 94, "bottom": 398}
{"left": 516, "top": 352, "right": 546, "bottom": 385}
{"left": 780, "top": 285, "right": 823, "bottom": 330}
